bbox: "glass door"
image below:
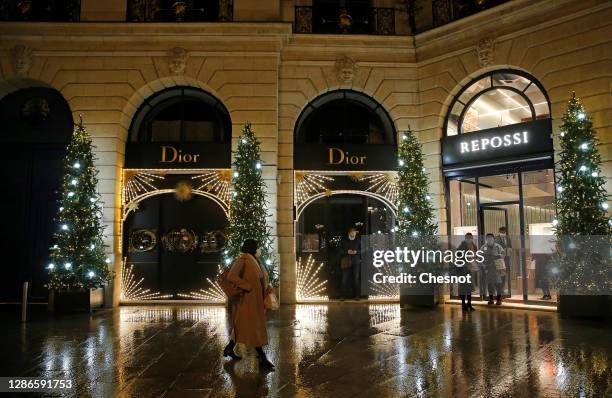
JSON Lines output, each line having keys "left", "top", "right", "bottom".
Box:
{"left": 479, "top": 203, "right": 521, "bottom": 300}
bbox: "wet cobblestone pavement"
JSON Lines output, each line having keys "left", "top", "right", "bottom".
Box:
{"left": 1, "top": 304, "right": 611, "bottom": 397}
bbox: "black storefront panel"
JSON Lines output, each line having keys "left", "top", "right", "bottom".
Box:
{"left": 441, "top": 119, "right": 554, "bottom": 170}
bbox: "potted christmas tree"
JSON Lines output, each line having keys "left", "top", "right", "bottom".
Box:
{"left": 224, "top": 122, "right": 278, "bottom": 289}
{"left": 396, "top": 128, "right": 441, "bottom": 307}
{"left": 553, "top": 93, "right": 611, "bottom": 319}
{"left": 47, "top": 117, "right": 113, "bottom": 313}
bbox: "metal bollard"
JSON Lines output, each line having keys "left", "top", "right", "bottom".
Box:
{"left": 21, "top": 281, "right": 28, "bottom": 323}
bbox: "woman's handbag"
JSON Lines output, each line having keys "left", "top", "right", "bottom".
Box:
{"left": 218, "top": 262, "right": 246, "bottom": 299}
{"left": 264, "top": 290, "right": 279, "bottom": 310}
{"left": 340, "top": 255, "right": 352, "bottom": 269}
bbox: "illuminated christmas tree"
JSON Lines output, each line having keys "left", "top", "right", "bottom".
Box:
{"left": 553, "top": 93, "right": 611, "bottom": 295}
{"left": 396, "top": 128, "right": 440, "bottom": 304}
{"left": 396, "top": 128, "right": 437, "bottom": 237}
{"left": 47, "top": 117, "right": 113, "bottom": 291}
{"left": 554, "top": 93, "right": 610, "bottom": 235}
{"left": 225, "top": 122, "right": 278, "bottom": 286}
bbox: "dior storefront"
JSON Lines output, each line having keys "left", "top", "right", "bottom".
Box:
{"left": 121, "top": 87, "right": 232, "bottom": 302}
{"left": 293, "top": 89, "right": 399, "bottom": 301}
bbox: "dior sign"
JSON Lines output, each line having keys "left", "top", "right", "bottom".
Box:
{"left": 442, "top": 119, "right": 553, "bottom": 168}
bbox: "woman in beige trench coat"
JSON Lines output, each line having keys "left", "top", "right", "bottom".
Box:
{"left": 223, "top": 239, "right": 274, "bottom": 371}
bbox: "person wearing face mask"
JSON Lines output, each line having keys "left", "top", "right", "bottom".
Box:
{"left": 223, "top": 239, "right": 275, "bottom": 371}
{"left": 339, "top": 227, "right": 361, "bottom": 300}
{"left": 495, "top": 226, "right": 511, "bottom": 295}
{"left": 456, "top": 233, "right": 477, "bottom": 311}
{"left": 480, "top": 233, "right": 505, "bottom": 305}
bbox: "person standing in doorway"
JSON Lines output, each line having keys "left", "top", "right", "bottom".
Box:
{"left": 481, "top": 233, "right": 505, "bottom": 305}
{"left": 223, "top": 239, "right": 275, "bottom": 371}
{"left": 495, "top": 226, "right": 511, "bottom": 296}
{"left": 457, "top": 233, "right": 477, "bottom": 311}
{"left": 533, "top": 253, "right": 552, "bottom": 300}
{"left": 339, "top": 227, "right": 361, "bottom": 300}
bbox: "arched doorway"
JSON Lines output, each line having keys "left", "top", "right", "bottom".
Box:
{"left": 296, "top": 191, "right": 397, "bottom": 300}
{"left": 293, "top": 89, "right": 398, "bottom": 301}
{"left": 0, "top": 85, "right": 73, "bottom": 301}
{"left": 121, "top": 86, "right": 232, "bottom": 302}
{"left": 441, "top": 69, "right": 556, "bottom": 304}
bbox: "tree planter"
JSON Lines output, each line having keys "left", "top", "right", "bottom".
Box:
{"left": 48, "top": 288, "right": 104, "bottom": 313}
{"left": 558, "top": 295, "right": 611, "bottom": 320}
{"left": 400, "top": 284, "right": 439, "bottom": 308}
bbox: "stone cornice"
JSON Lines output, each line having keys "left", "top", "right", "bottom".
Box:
{"left": 0, "top": 0, "right": 609, "bottom": 64}
{"left": 414, "top": 0, "right": 611, "bottom": 61}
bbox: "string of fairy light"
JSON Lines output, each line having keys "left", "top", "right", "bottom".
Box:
{"left": 295, "top": 173, "right": 335, "bottom": 205}
{"left": 177, "top": 265, "right": 227, "bottom": 303}
{"left": 192, "top": 170, "right": 232, "bottom": 205}
{"left": 359, "top": 173, "right": 399, "bottom": 204}
{"left": 296, "top": 255, "right": 327, "bottom": 301}
{"left": 123, "top": 171, "right": 165, "bottom": 204}
{"left": 121, "top": 261, "right": 172, "bottom": 300}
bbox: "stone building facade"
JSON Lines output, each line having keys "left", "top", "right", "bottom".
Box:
{"left": 0, "top": 0, "right": 610, "bottom": 306}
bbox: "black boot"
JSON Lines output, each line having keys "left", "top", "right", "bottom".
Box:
{"left": 461, "top": 295, "right": 467, "bottom": 311}
{"left": 488, "top": 294, "right": 494, "bottom": 305}
{"left": 256, "top": 347, "right": 275, "bottom": 371}
{"left": 467, "top": 296, "right": 475, "bottom": 311}
{"left": 223, "top": 340, "right": 242, "bottom": 360}
{"left": 496, "top": 295, "right": 502, "bottom": 305}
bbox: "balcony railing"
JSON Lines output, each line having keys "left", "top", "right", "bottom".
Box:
{"left": 294, "top": 5, "right": 395, "bottom": 35}
{"left": 127, "top": 0, "right": 232, "bottom": 22}
{"left": 432, "top": 0, "right": 509, "bottom": 28}
{"left": 0, "top": 0, "right": 81, "bottom": 21}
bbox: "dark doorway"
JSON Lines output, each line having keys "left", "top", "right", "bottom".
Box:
{"left": 123, "top": 191, "right": 228, "bottom": 298}
{"left": 0, "top": 86, "right": 73, "bottom": 302}
{"left": 296, "top": 193, "right": 395, "bottom": 299}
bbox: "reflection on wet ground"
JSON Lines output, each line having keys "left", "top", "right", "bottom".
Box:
{"left": 1, "top": 304, "right": 611, "bottom": 397}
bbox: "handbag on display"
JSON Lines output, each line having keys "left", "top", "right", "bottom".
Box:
{"left": 218, "top": 261, "right": 246, "bottom": 299}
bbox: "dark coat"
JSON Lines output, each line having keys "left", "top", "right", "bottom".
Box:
{"left": 340, "top": 236, "right": 361, "bottom": 267}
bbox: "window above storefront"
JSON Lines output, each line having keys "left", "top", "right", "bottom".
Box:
{"left": 129, "top": 87, "right": 231, "bottom": 144}
{"left": 295, "top": 89, "right": 396, "bottom": 145}
{"left": 446, "top": 71, "right": 550, "bottom": 136}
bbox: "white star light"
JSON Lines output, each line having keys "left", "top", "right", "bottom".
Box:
{"left": 64, "top": 263, "right": 72, "bottom": 269}
{"left": 580, "top": 143, "right": 589, "bottom": 150}
{"left": 48, "top": 263, "right": 55, "bottom": 269}
{"left": 552, "top": 219, "right": 558, "bottom": 226}
{"left": 73, "top": 162, "right": 80, "bottom": 169}
{"left": 61, "top": 224, "right": 68, "bottom": 231}
{"left": 577, "top": 112, "right": 585, "bottom": 120}
{"left": 592, "top": 171, "right": 598, "bottom": 177}
{"left": 579, "top": 165, "right": 587, "bottom": 172}
{"left": 603, "top": 203, "right": 609, "bottom": 210}
{"left": 88, "top": 271, "right": 95, "bottom": 278}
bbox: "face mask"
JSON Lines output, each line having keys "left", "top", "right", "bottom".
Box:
{"left": 486, "top": 238, "right": 494, "bottom": 245}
